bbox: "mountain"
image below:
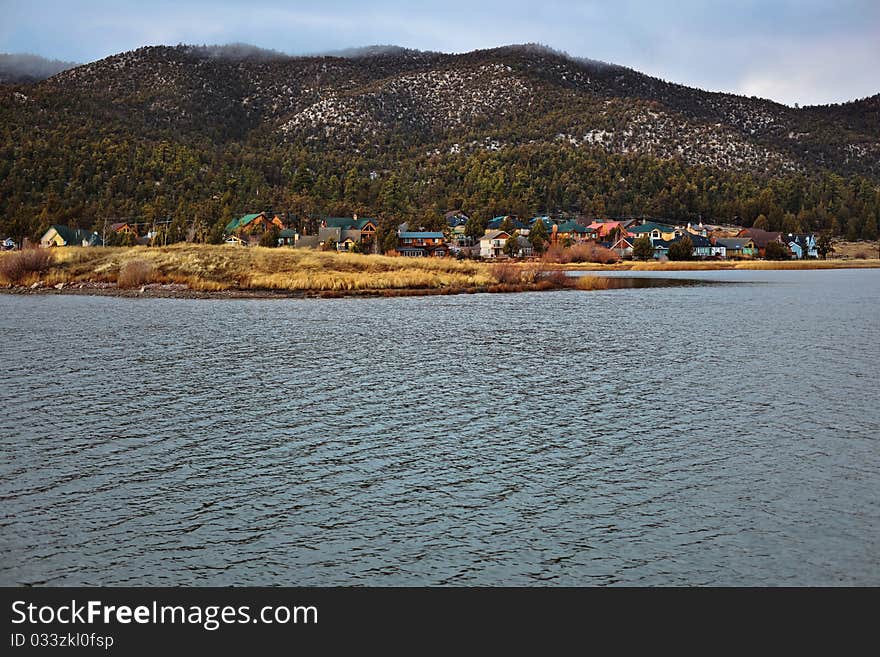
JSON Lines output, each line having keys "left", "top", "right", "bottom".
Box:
{"left": 1, "top": 43, "right": 878, "bottom": 242}
{"left": 0, "top": 53, "right": 79, "bottom": 83}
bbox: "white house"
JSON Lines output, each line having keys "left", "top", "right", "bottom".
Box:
{"left": 480, "top": 230, "right": 510, "bottom": 258}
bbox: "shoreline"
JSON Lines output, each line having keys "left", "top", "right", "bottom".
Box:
{"left": 539, "top": 259, "right": 880, "bottom": 271}
{"left": 2, "top": 259, "right": 878, "bottom": 300}
{"left": 0, "top": 281, "right": 560, "bottom": 300}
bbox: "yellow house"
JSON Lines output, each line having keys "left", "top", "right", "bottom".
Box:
{"left": 629, "top": 222, "right": 682, "bottom": 242}
{"left": 40, "top": 225, "right": 103, "bottom": 248}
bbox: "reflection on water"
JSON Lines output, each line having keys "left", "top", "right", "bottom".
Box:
{"left": 1, "top": 269, "right": 878, "bottom": 585}
{"left": 565, "top": 273, "right": 726, "bottom": 288}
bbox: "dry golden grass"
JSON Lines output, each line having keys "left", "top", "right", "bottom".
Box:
{"left": 7, "top": 244, "right": 878, "bottom": 295}
{"left": 0, "top": 249, "right": 54, "bottom": 284}
{"left": 574, "top": 275, "right": 614, "bottom": 290}
{"left": 831, "top": 240, "right": 880, "bottom": 259}
{"left": 23, "top": 244, "right": 496, "bottom": 292}
{"left": 116, "top": 259, "right": 154, "bottom": 289}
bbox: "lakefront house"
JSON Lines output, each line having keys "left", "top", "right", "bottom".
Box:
{"left": 397, "top": 231, "right": 448, "bottom": 257}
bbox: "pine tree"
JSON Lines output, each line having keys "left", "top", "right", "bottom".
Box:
{"left": 529, "top": 218, "right": 548, "bottom": 252}
{"left": 632, "top": 235, "right": 654, "bottom": 260}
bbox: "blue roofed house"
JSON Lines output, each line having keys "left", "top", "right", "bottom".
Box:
{"left": 714, "top": 237, "right": 756, "bottom": 258}
{"left": 487, "top": 215, "right": 528, "bottom": 231}
{"left": 655, "top": 233, "right": 720, "bottom": 258}
{"left": 397, "top": 231, "right": 448, "bottom": 257}
{"left": 652, "top": 238, "right": 672, "bottom": 259}
{"left": 445, "top": 210, "right": 469, "bottom": 228}
{"left": 688, "top": 234, "right": 717, "bottom": 258}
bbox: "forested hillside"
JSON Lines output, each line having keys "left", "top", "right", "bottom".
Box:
{"left": 1, "top": 43, "right": 878, "bottom": 243}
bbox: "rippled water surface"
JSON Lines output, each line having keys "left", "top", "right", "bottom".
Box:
{"left": 1, "top": 269, "right": 879, "bottom": 585}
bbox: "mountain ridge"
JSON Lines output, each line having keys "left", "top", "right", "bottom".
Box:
{"left": 1, "top": 43, "right": 877, "bottom": 242}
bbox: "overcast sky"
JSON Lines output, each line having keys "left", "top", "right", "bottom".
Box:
{"left": 1, "top": 0, "right": 877, "bottom": 105}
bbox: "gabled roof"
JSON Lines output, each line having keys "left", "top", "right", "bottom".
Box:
{"left": 445, "top": 210, "right": 469, "bottom": 226}
{"left": 48, "top": 224, "right": 103, "bottom": 246}
{"left": 684, "top": 234, "right": 713, "bottom": 247}
{"left": 556, "top": 220, "right": 593, "bottom": 234}
{"left": 482, "top": 230, "right": 510, "bottom": 241}
{"left": 487, "top": 215, "right": 527, "bottom": 230}
{"left": 739, "top": 228, "right": 783, "bottom": 247}
{"left": 587, "top": 221, "right": 623, "bottom": 237}
{"left": 786, "top": 234, "right": 815, "bottom": 247}
{"left": 630, "top": 221, "right": 676, "bottom": 234}
{"left": 715, "top": 237, "right": 754, "bottom": 249}
{"left": 324, "top": 217, "right": 376, "bottom": 230}
{"left": 399, "top": 232, "right": 444, "bottom": 239}
{"left": 226, "top": 212, "right": 265, "bottom": 232}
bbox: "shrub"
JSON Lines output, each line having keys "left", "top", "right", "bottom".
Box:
{"left": 259, "top": 228, "right": 280, "bottom": 248}
{"left": 586, "top": 244, "right": 620, "bottom": 264}
{"left": 542, "top": 242, "right": 619, "bottom": 264}
{"left": 541, "top": 270, "right": 570, "bottom": 288}
{"left": 568, "top": 244, "right": 595, "bottom": 262}
{"left": 117, "top": 259, "right": 154, "bottom": 288}
{"left": 0, "top": 248, "right": 53, "bottom": 284}
{"left": 632, "top": 235, "right": 654, "bottom": 260}
{"left": 764, "top": 241, "right": 792, "bottom": 260}
{"left": 542, "top": 244, "right": 569, "bottom": 263}
{"left": 491, "top": 262, "right": 522, "bottom": 284}
{"left": 668, "top": 236, "right": 694, "bottom": 261}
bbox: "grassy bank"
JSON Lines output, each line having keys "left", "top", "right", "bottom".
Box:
{"left": 2, "top": 245, "right": 878, "bottom": 298}
{"left": 1, "top": 244, "right": 500, "bottom": 293}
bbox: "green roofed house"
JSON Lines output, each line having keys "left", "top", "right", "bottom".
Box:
{"left": 225, "top": 212, "right": 262, "bottom": 233}
{"left": 225, "top": 212, "right": 284, "bottom": 238}
{"left": 319, "top": 215, "right": 377, "bottom": 250}
{"left": 278, "top": 228, "right": 298, "bottom": 246}
{"left": 40, "top": 224, "right": 103, "bottom": 248}
{"left": 554, "top": 220, "right": 596, "bottom": 244}
{"left": 629, "top": 222, "right": 680, "bottom": 242}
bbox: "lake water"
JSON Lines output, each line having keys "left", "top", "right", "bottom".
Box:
{"left": 1, "top": 269, "right": 878, "bottom": 585}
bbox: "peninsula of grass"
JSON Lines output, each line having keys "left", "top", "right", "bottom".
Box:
{"left": 0, "top": 244, "right": 536, "bottom": 296}
{"left": 2, "top": 245, "right": 878, "bottom": 299}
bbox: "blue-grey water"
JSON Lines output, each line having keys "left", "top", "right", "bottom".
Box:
{"left": 1, "top": 269, "right": 878, "bottom": 585}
